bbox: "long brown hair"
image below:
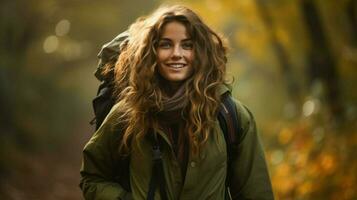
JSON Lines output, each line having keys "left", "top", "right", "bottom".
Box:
{"left": 112, "top": 4, "right": 228, "bottom": 154}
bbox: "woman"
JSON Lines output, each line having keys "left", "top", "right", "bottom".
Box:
{"left": 80, "top": 4, "right": 274, "bottom": 200}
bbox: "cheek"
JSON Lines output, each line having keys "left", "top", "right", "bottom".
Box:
{"left": 157, "top": 62, "right": 167, "bottom": 77}
{"left": 157, "top": 50, "right": 169, "bottom": 64}
{"left": 186, "top": 51, "right": 194, "bottom": 64}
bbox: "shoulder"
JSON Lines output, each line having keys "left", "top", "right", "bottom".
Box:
{"left": 218, "top": 84, "right": 255, "bottom": 128}
{"left": 90, "top": 103, "right": 123, "bottom": 143}
{"left": 231, "top": 97, "right": 256, "bottom": 135}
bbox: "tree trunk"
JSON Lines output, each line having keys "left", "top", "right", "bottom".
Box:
{"left": 255, "top": 0, "right": 301, "bottom": 111}
{"left": 300, "top": 0, "right": 344, "bottom": 122}
{"left": 347, "top": 0, "right": 357, "bottom": 46}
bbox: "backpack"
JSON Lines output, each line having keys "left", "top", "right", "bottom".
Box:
{"left": 90, "top": 32, "right": 242, "bottom": 200}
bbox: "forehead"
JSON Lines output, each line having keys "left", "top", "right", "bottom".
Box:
{"left": 160, "top": 21, "right": 189, "bottom": 39}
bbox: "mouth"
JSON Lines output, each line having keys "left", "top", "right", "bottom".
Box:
{"left": 165, "top": 63, "right": 186, "bottom": 69}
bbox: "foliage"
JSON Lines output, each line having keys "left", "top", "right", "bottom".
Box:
{"left": 0, "top": 0, "right": 356, "bottom": 199}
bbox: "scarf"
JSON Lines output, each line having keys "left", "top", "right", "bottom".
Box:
{"left": 158, "top": 84, "right": 188, "bottom": 123}
{"left": 156, "top": 84, "right": 189, "bottom": 180}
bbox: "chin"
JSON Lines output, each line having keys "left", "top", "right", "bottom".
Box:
{"left": 166, "top": 77, "right": 186, "bottom": 82}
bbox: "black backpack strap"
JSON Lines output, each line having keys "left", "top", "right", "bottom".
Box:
{"left": 147, "top": 133, "right": 168, "bottom": 200}
{"left": 113, "top": 154, "right": 131, "bottom": 192}
{"left": 217, "top": 92, "right": 242, "bottom": 188}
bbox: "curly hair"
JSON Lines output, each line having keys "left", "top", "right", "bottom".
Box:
{"left": 113, "top": 4, "right": 229, "bottom": 155}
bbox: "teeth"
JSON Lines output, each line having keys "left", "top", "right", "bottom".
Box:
{"left": 168, "top": 64, "right": 185, "bottom": 68}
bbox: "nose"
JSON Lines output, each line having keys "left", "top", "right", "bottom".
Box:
{"left": 172, "top": 45, "right": 183, "bottom": 59}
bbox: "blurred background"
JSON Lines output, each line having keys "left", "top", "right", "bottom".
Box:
{"left": 0, "top": 0, "right": 356, "bottom": 199}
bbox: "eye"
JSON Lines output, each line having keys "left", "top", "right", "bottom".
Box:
{"left": 158, "top": 41, "right": 172, "bottom": 49}
{"left": 182, "top": 41, "right": 193, "bottom": 50}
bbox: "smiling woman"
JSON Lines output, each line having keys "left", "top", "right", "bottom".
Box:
{"left": 157, "top": 21, "right": 194, "bottom": 91}
{"left": 80, "top": 4, "right": 274, "bottom": 200}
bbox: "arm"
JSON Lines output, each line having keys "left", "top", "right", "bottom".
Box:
{"left": 80, "top": 106, "right": 131, "bottom": 200}
{"left": 229, "top": 101, "right": 274, "bottom": 200}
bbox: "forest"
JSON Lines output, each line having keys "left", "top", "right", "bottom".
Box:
{"left": 0, "top": 0, "right": 356, "bottom": 199}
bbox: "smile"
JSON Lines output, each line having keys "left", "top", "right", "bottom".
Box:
{"left": 166, "top": 63, "right": 186, "bottom": 68}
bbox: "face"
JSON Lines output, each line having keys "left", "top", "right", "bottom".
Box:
{"left": 156, "top": 21, "right": 194, "bottom": 89}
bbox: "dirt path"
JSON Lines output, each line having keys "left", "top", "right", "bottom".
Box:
{"left": 1, "top": 123, "right": 92, "bottom": 200}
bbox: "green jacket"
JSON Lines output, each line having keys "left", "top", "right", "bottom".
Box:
{"left": 80, "top": 87, "right": 274, "bottom": 200}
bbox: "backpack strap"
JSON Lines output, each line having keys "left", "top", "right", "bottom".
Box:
{"left": 217, "top": 91, "right": 242, "bottom": 188}
{"left": 147, "top": 133, "right": 168, "bottom": 200}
